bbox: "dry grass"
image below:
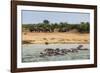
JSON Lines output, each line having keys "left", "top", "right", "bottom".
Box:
{"left": 22, "top": 32, "right": 90, "bottom": 44}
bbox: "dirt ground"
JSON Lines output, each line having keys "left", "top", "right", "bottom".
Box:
{"left": 22, "top": 32, "right": 90, "bottom": 44}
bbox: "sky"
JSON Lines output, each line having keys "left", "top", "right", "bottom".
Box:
{"left": 22, "top": 10, "right": 90, "bottom": 24}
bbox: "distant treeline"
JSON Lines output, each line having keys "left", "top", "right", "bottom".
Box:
{"left": 22, "top": 20, "right": 90, "bottom": 33}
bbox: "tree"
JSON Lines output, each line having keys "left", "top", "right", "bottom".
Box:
{"left": 43, "top": 20, "right": 50, "bottom": 24}
{"left": 22, "top": 21, "right": 90, "bottom": 33}
{"left": 78, "top": 22, "right": 90, "bottom": 33}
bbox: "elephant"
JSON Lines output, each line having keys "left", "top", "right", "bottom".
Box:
{"left": 60, "top": 49, "right": 68, "bottom": 54}
{"left": 54, "top": 48, "right": 61, "bottom": 55}
{"left": 44, "top": 48, "right": 54, "bottom": 56}
{"left": 39, "top": 52, "right": 46, "bottom": 57}
{"left": 77, "top": 45, "right": 83, "bottom": 50}
{"left": 70, "top": 48, "right": 78, "bottom": 53}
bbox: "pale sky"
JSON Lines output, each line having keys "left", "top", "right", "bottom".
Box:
{"left": 22, "top": 10, "right": 90, "bottom": 24}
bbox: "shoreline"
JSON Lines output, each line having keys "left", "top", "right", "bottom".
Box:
{"left": 22, "top": 40, "right": 89, "bottom": 44}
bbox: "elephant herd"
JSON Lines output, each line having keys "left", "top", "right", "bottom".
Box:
{"left": 29, "top": 27, "right": 70, "bottom": 32}
{"left": 39, "top": 45, "right": 88, "bottom": 57}
{"left": 30, "top": 28, "right": 51, "bottom": 32}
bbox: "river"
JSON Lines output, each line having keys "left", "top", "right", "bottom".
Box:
{"left": 22, "top": 44, "right": 90, "bottom": 62}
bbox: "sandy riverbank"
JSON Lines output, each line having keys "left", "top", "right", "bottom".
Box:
{"left": 22, "top": 32, "right": 90, "bottom": 44}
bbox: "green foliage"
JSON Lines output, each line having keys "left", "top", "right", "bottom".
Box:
{"left": 43, "top": 20, "right": 50, "bottom": 24}
{"left": 22, "top": 20, "right": 90, "bottom": 33}
{"left": 78, "top": 22, "right": 90, "bottom": 33}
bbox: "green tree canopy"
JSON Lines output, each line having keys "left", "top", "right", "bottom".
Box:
{"left": 43, "top": 20, "right": 50, "bottom": 24}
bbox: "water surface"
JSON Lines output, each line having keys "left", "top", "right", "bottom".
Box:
{"left": 22, "top": 44, "right": 90, "bottom": 62}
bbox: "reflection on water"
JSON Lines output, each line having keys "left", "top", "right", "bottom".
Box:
{"left": 22, "top": 44, "right": 90, "bottom": 63}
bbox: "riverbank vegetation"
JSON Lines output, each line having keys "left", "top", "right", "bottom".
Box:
{"left": 22, "top": 20, "right": 90, "bottom": 33}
